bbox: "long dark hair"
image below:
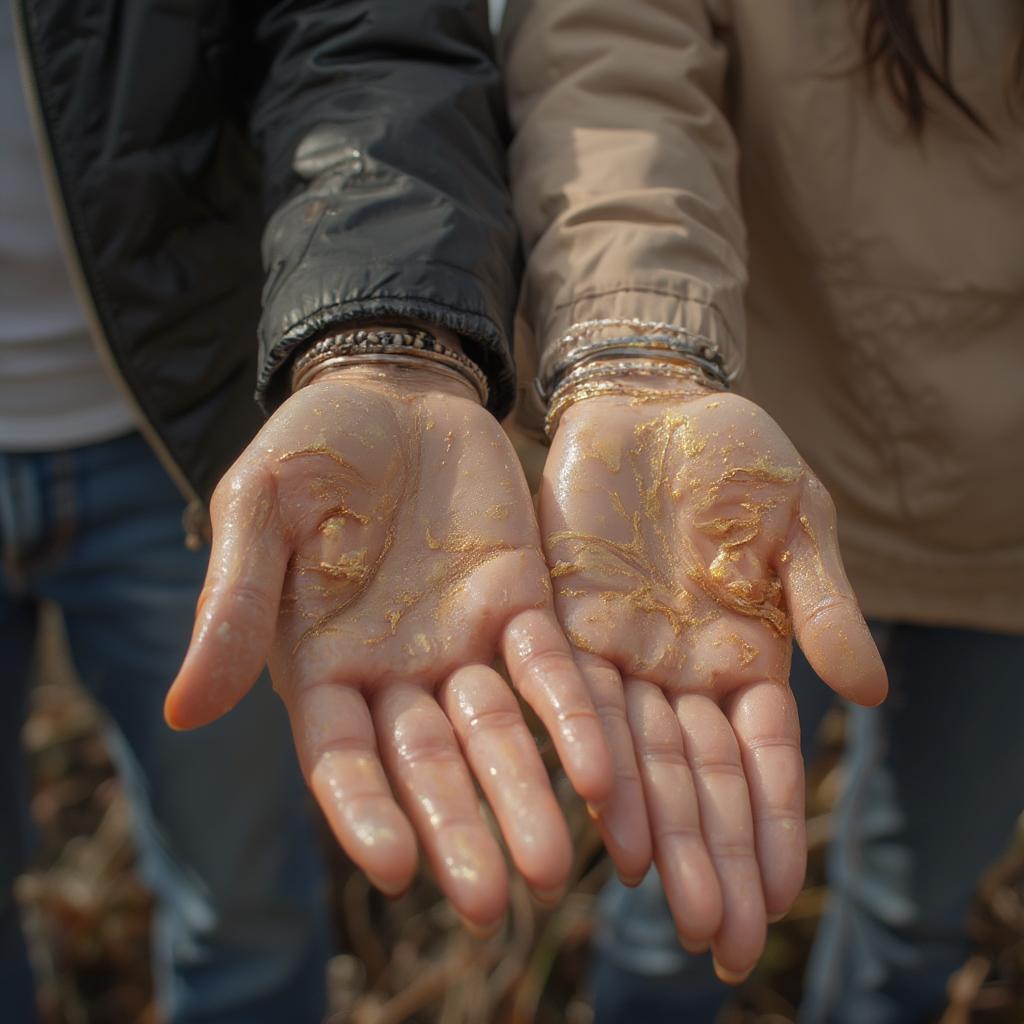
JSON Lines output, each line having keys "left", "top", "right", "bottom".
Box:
{"left": 861, "top": 0, "right": 1023, "bottom": 134}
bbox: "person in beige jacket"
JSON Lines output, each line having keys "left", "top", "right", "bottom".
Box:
{"left": 502, "top": 0, "right": 1024, "bottom": 1020}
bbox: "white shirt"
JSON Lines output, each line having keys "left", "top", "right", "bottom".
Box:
{"left": 1, "top": 8, "right": 135, "bottom": 451}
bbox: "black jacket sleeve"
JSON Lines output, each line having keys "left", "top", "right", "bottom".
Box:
{"left": 249, "top": 0, "right": 519, "bottom": 417}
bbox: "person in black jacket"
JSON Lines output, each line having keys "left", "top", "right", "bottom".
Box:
{"left": 3, "top": 2, "right": 615, "bottom": 1020}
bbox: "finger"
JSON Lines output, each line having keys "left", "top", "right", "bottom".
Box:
{"left": 625, "top": 679, "right": 721, "bottom": 946}
{"left": 289, "top": 682, "right": 417, "bottom": 896}
{"left": 501, "top": 608, "right": 613, "bottom": 805}
{"left": 778, "top": 476, "right": 888, "bottom": 707}
{"left": 576, "top": 654, "right": 652, "bottom": 885}
{"left": 165, "top": 472, "right": 288, "bottom": 729}
{"left": 373, "top": 683, "right": 509, "bottom": 930}
{"left": 674, "top": 692, "right": 766, "bottom": 981}
{"left": 727, "top": 681, "right": 806, "bottom": 920}
{"left": 441, "top": 664, "right": 573, "bottom": 899}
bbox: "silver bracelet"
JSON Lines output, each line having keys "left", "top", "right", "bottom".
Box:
{"left": 291, "top": 326, "right": 489, "bottom": 405}
{"left": 543, "top": 357, "right": 719, "bottom": 438}
{"left": 536, "top": 318, "right": 732, "bottom": 403}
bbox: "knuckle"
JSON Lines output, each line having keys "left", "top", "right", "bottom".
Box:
{"left": 597, "top": 701, "right": 631, "bottom": 732}
{"left": 397, "top": 738, "right": 461, "bottom": 769}
{"left": 210, "top": 470, "right": 245, "bottom": 515}
{"left": 227, "top": 580, "right": 274, "bottom": 622}
{"left": 556, "top": 705, "right": 601, "bottom": 729}
{"left": 651, "top": 822, "right": 703, "bottom": 844}
{"left": 308, "top": 731, "right": 377, "bottom": 767}
{"left": 756, "top": 808, "right": 804, "bottom": 828}
{"left": 639, "top": 742, "right": 688, "bottom": 767}
{"left": 434, "top": 814, "right": 487, "bottom": 840}
{"left": 740, "top": 734, "right": 801, "bottom": 755}
{"left": 804, "top": 474, "right": 838, "bottom": 521}
{"left": 517, "top": 646, "right": 576, "bottom": 682}
{"left": 461, "top": 705, "right": 523, "bottom": 736}
{"left": 588, "top": 676, "right": 628, "bottom": 714}
{"left": 612, "top": 764, "right": 642, "bottom": 786}
{"left": 341, "top": 793, "right": 401, "bottom": 826}
{"left": 709, "top": 840, "right": 757, "bottom": 862}
{"left": 690, "top": 758, "right": 745, "bottom": 781}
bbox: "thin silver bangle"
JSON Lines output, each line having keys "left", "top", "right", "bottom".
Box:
{"left": 537, "top": 319, "right": 732, "bottom": 403}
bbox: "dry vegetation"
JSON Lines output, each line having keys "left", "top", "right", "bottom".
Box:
{"left": 17, "top": 603, "right": 1024, "bottom": 1024}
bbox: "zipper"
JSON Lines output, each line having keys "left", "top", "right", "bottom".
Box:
{"left": 11, "top": 0, "right": 209, "bottom": 549}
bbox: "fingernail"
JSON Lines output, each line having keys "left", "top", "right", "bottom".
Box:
{"left": 586, "top": 801, "right": 601, "bottom": 822}
{"left": 680, "top": 938, "right": 709, "bottom": 955}
{"left": 767, "top": 911, "right": 786, "bottom": 924}
{"left": 367, "top": 873, "right": 408, "bottom": 899}
{"left": 532, "top": 884, "right": 565, "bottom": 908}
{"left": 713, "top": 958, "right": 753, "bottom": 986}
{"left": 458, "top": 914, "right": 503, "bottom": 940}
{"left": 618, "top": 870, "right": 646, "bottom": 888}
{"left": 601, "top": 811, "right": 650, "bottom": 877}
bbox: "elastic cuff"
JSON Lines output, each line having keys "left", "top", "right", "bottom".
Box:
{"left": 526, "top": 281, "right": 744, "bottom": 425}
{"left": 257, "top": 297, "right": 515, "bottom": 419}
{"left": 541, "top": 283, "right": 743, "bottom": 380}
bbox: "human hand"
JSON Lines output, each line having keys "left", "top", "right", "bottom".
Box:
{"left": 540, "top": 379, "right": 887, "bottom": 980}
{"left": 165, "top": 362, "right": 612, "bottom": 933}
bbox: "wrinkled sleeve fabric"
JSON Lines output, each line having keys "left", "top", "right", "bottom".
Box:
{"left": 250, "top": 0, "right": 519, "bottom": 417}
{"left": 502, "top": 0, "right": 746, "bottom": 389}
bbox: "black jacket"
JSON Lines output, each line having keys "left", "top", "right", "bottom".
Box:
{"left": 15, "top": 0, "right": 518, "bottom": 519}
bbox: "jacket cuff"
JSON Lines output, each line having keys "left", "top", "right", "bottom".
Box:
{"left": 256, "top": 269, "right": 516, "bottom": 419}
{"left": 537, "top": 278, "right": 745, "bottom": 385}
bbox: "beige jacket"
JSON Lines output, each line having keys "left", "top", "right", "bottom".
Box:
{"left": 504, "top": 0, "right": 1024, "bottom": 634}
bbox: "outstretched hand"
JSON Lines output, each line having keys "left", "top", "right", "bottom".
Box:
{"left": 166, "top": 364, "right": 612, "bottom": 933}
{"left": 540, "top": 381, "right": 887, "bottom": 980}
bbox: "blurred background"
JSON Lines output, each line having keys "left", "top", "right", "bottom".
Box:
{"left": 12, "top": 3, "right": 1024, "bottom": 1022}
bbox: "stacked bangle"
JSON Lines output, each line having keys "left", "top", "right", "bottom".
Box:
{"left": 543, "top": 355, "right": 724, "bottom": 439}
{"left": 536, "top": 318, "right": 733, "bottom": 404}
{"left": 291, "top": 326, "right": 489, "bottom": 405}
{"left": 536, "top": 318, "right": 732, "bottom": 438}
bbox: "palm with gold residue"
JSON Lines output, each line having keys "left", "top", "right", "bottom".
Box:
{"left": 166, "top": 367, "right": 612, "bottom": 934}
{"left": 540, "top": 384, "right": 887, "bottom": 981}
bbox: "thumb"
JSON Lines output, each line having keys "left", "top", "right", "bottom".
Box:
{"left": 776, "top": 476, "right": 887, "bottom": 707}
{"left": 165, "top": 472, "right": 289, "bottom": 729}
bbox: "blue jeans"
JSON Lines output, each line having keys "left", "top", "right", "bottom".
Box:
{"left": 0, "top": 433, "right": 330, "bottom": 1023}
{"left": 591, "top": 623, "right": 1024, "bottom": 1024}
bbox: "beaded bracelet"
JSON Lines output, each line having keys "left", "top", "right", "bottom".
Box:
{"left": 291, "top": 326, "right": 489, "bottom": 405}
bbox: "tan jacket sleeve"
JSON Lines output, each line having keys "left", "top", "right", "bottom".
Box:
{"left": 503, "top": 0, "right": 746, "bottom": 394}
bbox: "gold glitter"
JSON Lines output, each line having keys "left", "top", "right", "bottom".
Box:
{"left": 310, "top": 549, "right": 369, "bottom": 584}
{"left": 549, "top": 408, "right": 806, "bottom": 662}
{"left": 730, "top": 633, "right": 758, "bottom": 667}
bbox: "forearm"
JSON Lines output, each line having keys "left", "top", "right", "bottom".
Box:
{"left": 250, "top": 0, "right": 519, "bottom": 416}
{"left": 503, "top": 0, "right": 747, "bottom": 394}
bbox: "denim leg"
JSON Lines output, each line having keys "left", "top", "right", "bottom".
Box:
{"left": 41, "top": 434, "right": 329, "bottom": 1024}
{"left": 800, "top": 624, "right": 1024, "bottom": 1024}
{"left": 0, "top": 452, "right": 48, "bottom": 1024}
{"left": 0, "top": 596, "right": 40, "bottom": 1024}
{"left": 590, "top": 643, "right": 837, "bottom": 1024}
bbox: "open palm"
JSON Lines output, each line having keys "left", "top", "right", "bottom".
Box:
{"left": 166, "top": 368, "right": 611, "bottom": 931}
{"left": 541, "top": 386, "right": 887, "bottom": 978}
